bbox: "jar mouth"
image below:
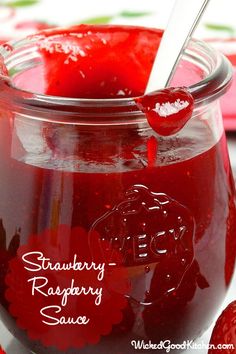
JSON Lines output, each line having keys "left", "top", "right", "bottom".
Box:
{"left": 0, "top": 25, "right": 233, "bottom": 124}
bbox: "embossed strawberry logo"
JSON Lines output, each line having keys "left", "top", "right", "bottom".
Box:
{"left": 208, "top": 300, "right": 236, "bottom": 354}
{"left": 136, "top": 87, "right": 194, "bottom": 136}
{"left": 90, "top": 184, "right": 208, "bottom": 307}
{"left": 90, "top": 184, "right": 208, "bottom": 342}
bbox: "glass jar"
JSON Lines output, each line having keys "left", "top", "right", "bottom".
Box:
{"left": 207, "top": 38, "right": 236, "bottom": 130}
{"left": 0, "top": 27, "right": 235, "bottom": 354}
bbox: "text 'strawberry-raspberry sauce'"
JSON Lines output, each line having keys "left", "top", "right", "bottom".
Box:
{"left": 0, "top": 25, "right": 236, "bottom": 353}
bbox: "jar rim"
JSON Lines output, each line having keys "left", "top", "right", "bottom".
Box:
{"left": 0, "top": 25, "right": 233, "bottom": 123}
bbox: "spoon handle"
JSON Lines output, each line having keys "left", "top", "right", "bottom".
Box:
{"left": 145, "top": 0, "right": 210, "bottom": 94}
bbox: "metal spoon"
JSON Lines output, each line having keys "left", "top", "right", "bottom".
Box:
{"left": 145, "top": 0, "right": 210, "bottom": 93}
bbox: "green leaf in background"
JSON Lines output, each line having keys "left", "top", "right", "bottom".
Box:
{"left": 8, "top": 67, "right": 21, "bottom": 77}
{"left": 82, "top": 15, "right": 114, "bottom": 24}
{"left": 119, "top": 10, "right": 152, "bottom": 18}
{"left": 3, "top": 0, "right": 39, "bottom": 7}
{"left": 205, "top": 23, "right": 235, "bottom": 36}
{"left": 81, "top": 10, "right": 152, "bottom": 24}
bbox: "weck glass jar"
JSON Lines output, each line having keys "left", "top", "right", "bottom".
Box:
{"left": 0, "top": 25, "right": 235, "bottom": 354}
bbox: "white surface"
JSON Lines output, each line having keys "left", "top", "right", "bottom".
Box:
{"left": 1, "top": 0, "right": 236, "bottom": 40}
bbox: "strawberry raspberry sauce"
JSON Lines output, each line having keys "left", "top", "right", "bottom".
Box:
{"left": 0, "top": 25, "right": 236, "bottom": 353}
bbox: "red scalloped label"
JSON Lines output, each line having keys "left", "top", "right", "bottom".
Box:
{"left": 5, "top": 225, "right": 130, "bottom": 351}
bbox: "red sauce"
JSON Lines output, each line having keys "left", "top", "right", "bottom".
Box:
{"left": 34, "top": 25, "right": 163, "bottom": 99}
{"left": 136, "top": 87, "right": 194, "bottom": 136}
{"left": 0, "top": 25, "right": 235, "bottom": 353}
